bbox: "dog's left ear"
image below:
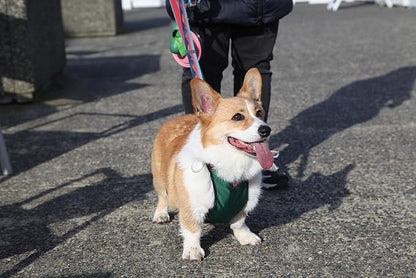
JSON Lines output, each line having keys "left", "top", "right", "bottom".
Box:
{"left": 237, "top": 68, "right": 262, "bottom": 102}
{"left": 190, "top": 78, "right": 221, "bottom": 115}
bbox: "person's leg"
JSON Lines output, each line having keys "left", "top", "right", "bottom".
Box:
{"left": 231, "top": 21, "right": 279, "bottom": 123}
{"left": 181, "top": 69, "right": 194, "bottom": 114}
{"left": 181, "top": 24, "right": 230, "bottom": 114}
{"left": 231, "top": 21, "right": 288, "bottom": 189}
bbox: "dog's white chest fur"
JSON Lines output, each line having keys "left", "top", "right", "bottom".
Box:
{"left": 177, "top": 125, "right": 216, "bottom": 223}
{"left": 177, "top": 124, "right": 262, "bottom": 224}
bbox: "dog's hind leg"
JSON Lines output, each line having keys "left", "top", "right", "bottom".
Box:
{"left": 152, "top": 188, "right": 170, "bottom": 223}
{"left": 151, "top": 152, "right": 170, "bottom": 223}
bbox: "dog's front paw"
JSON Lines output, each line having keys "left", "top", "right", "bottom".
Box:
{"left": 182, "top": 246, "right": 205, "bottom": 261}
{"left": 234, "top": 230, "right": 262, "bottom": 245}
{"left": 152, "top": 210, "right": 170, "bottom": 223}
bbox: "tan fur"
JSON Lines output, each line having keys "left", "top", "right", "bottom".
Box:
{"left": 200, "top": 97, "right": 262, "bottom": 147}
{"left": 152, "top": 114, "right": 196, "bottom": 210}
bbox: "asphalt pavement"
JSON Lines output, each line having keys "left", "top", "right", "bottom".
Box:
{"left": 1, "top": 4, "right": 415, "bottom": 277}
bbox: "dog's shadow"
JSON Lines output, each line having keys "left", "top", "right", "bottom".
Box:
{"left": 201, "top": 164, "right": 353, "bottom": 254}
{"left": 250, "top": 164, "right": 353, "bottom": 231}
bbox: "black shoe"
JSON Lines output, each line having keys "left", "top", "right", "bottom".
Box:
{"left": 262, "top": 169, "right": 290, "bottom": 190}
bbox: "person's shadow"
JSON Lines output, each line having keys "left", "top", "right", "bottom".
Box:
{"left": 0, "top": 167, "right": 152, "bottom": 277}
{"left": 202, "top": 66, "right": 415, "bottom": 254}
{"left": 270, "top": 66, "right": 415, "bottom": 178}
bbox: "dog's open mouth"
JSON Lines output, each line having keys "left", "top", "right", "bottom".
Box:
{"left": 227, "top": 137, "right": 274, "bottom": 169}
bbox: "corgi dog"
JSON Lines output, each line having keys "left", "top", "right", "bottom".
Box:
{"left": 151, "top": 68, "right": 274, "bottom": 260}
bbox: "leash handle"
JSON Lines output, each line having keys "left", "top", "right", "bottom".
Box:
{"left": 169, "top": 0, "right": 204, "bottom": 80}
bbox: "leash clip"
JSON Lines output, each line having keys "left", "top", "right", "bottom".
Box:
{"left": 185, "top": 0, "right": 200, "bottom": 8}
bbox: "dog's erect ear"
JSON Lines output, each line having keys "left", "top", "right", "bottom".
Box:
{"left": 190, "top": 78, "right": 221, "bottom": 115}
{"left": 237, "top": 68, "right": 262, "bottom": 102}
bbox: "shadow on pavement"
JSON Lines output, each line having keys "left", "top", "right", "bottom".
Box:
{"left": 1, "top": 51, "right": 184, "bottom": 178}
{"left": 0, "top": 54, "right": 161, "bottom": 128}
{"left": 269, "top": 66, "right": 415, "bottom": 178}
{"left": 0, "top": 167, "right": 152, "bottom": 277}
{"left": 251, "top": 164, "right": 354, "bottom": 230}
{"left": 2, "top": 104, "right": 182, "bottom": 178}
{"left": 202, "top": 66, "right": 416, "bottom": 254}
{"left": 202, "top": 164, "right": 354, "bottom": 255}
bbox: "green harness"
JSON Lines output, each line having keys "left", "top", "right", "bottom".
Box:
{"left": 205, "top": 166, "right": 249, "bottom": 223}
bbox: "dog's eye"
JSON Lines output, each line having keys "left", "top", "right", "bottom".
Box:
{"left": 232, "top": 113, "right": 245, "bottom": 121}
{"left": 256, "top": 110, "right": 263, "bottom": 118}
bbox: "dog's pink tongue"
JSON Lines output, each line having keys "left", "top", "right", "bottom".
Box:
{"left": 253, "top": 142, "right": 274, "bottom": 169}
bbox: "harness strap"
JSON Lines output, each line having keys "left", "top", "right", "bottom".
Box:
{"left": 205, "top": 165, "right": 249, "bottom": 223}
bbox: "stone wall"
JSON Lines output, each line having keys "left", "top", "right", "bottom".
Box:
{"left": 61, "top": 0, "right": 123, "bottom": 37}
{"left": 0, "top": 0, "right": 66, "bottom": 103}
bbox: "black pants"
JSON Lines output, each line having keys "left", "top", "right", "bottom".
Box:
{"left": 181, "top": 21, "right": 279, "bottom": 122}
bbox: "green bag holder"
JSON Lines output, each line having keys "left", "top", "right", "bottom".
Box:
{"left": 169, "top": 22, "right": 187, "bottom": 58}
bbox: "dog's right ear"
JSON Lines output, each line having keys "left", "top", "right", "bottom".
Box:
{"left": 237, "top": 68, "right": 262, "bottom": 102}
{"left": 190, "top": 79, "right": 221, "bottom": 115}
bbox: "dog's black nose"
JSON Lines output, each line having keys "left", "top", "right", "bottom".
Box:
{"left": 258, "top": 125, "right": 271, "bottom": 138}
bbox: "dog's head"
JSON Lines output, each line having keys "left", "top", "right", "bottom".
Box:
{"left": 190, "top": 68, "right": 274, "bottom": 175}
